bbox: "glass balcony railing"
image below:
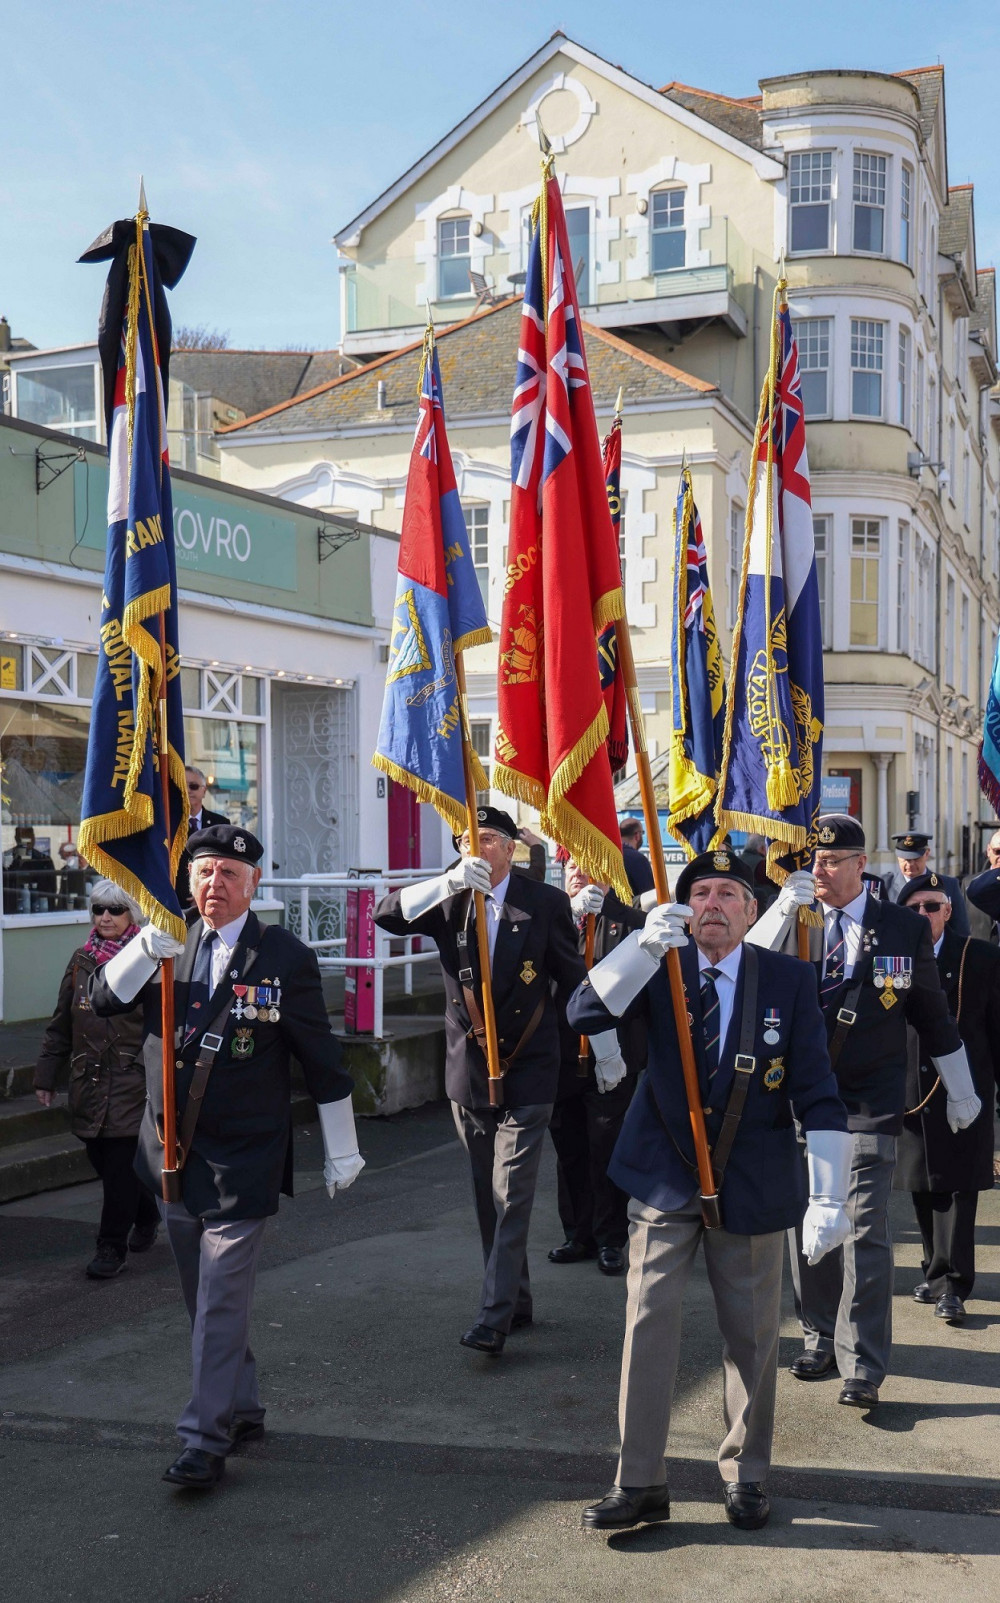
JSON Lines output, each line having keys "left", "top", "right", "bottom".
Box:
{"left": 340, "top": 215, "right": 750, "bottom": 341}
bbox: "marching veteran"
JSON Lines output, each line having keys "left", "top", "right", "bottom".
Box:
{"left": 895, "top": 872, "right": 1000, "bottom": 1324}
{"left": 376, "top": 807, "right": 598, "bottom": 1356}
{"left": 748, "top": 815, "right": 978, "bottom": 1408}
{"left": 91, "top": 824, "right": 364, "bottom": 1490}
{"left": 887, "top": 832, "right": 970, "bottom": 936}
{"left": 569, "top": 848, "right": 851, "bottom": 1534}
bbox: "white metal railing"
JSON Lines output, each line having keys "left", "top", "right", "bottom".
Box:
{"left": 253, "top": 869, "right": 439, "bottom": 1038}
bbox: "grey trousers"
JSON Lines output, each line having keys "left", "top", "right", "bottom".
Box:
{"left": 451, "top": 1101, "right": 552, "bottom": 1334}
{"left": 617, "top": 1199, "right": 784, "bottom": 1488}
{"left": 786, "top": 1132, "right": 896, "bottom": 1385}
{"left": 159, "top": 1200, "right": 268, "bottom": 1455}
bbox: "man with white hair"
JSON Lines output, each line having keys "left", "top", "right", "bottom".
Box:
{"left": 92, "top": 824, "right": 364, "bottom": 1491}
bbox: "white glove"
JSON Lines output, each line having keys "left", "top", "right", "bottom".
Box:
{"left": 776, "top": 871, "right": 816, "bottom": 916}
{"left": 139, "top": 924, "right": 188, "bottom": 961}
{"left": 638, "top": 902, "right": 692, "bottom": 961}
{"left": 103, "top": 926, "right": 185, "bottom": 1004}
{"left": 638, "top": 888, "right": 658, "bottom": 913}
{"left": 570, "top": 884, "right": 605, "bottom": 918}
{"left": 801, "top": 1129, "right": 853, "bottom": 1265}
{"left": 398, "top": 857, "right": 492, "bottom": 920}
{"left": 590, "top": 1029, "right": 627, "bottom": 1093}
{"left": 318, "top": 1097, "right": 365, "bottom": 1197}
{"left": 932, "top": 1046, "right": 982, "bottom": 1132}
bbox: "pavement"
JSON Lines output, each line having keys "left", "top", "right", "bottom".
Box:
{"left": 0, "top": 1104, "right": 997, "bottom": 1602}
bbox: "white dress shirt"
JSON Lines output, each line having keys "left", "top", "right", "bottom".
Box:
{"left": 202, "top": 910, "right": 250, "bottom": 992}
{"left": 933, "top": 933, "right": 944, "bottom": 958}
{"left": 822, "top": 888, "right": 869, "bottom": 979}
{"left": 696, "top": 943, "right": 743, "bottom": 1053}
{"left": 483, "top": 872, "right": 511, "bottom": 966}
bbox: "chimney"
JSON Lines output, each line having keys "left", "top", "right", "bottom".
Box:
{"left": 0, "top": 317, "right": 11, "bottom": 354}
{"left": 376, "top": 379, "right": 387, "bottom": 411}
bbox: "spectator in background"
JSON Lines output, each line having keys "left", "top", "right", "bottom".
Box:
{"left": 175, "top": 767, "right": 229, "bottom": 908}
{"left": 618, "top": 816, "right": 655, "bottom": 897}
{"left": 59, "top": 841, "right": 98, "bottom": 910}
{"left": 33, "top": 879, "right": 160, "bottom": 1280}
{"left": 3, "top": 826, "right": 58, "bottom": 914}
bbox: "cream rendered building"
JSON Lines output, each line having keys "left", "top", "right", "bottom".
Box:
{"left": 219, "top": 34, "right": 1000, "bottom": 877}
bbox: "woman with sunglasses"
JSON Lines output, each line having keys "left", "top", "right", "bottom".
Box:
{"left": 34, "top": 880, "right": 160, "bottom": 1279}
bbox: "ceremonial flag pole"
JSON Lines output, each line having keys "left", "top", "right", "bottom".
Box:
{"left": 78, "top": 183, "right": 195, "bottom": 1200}
{"left": 717, "top": 271, "right": 825, "bottom": 962}
{"left": 372, "top": 319, "right": 504, "bottom": 1102}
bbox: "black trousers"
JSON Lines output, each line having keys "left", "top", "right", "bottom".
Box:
{"left": 84, "top": 1135, "right": 159, "bottom": 1250}
{"left": 911, "top": 1189, "right": 980, "bottom": 1300}
{"left": 548, "top": 1074, "right": 635, "bottom": 1250}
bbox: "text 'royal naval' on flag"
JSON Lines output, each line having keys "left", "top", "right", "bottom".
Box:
{"left": 373, "top": 332, "right": 492, "bottom": 834}
{"left": 666, "top": 466, "right": 726, "bottom": 858}
{"left": 77, "top": 208, "right": 195, "bottom": 940}
{"left": 494, "top": 172, "right": 629, "bottom": 900}
{"left": 717, "top": 289, "right": 825, "bottom": 882}
{"left": 598, "top": 403, "right": 629, "bottom": 777}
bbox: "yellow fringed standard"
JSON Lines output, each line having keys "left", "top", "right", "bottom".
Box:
{"left": 547, "top": 703, "right": 610, "bottom": 811}
{"left": 765, "top": 757, "right": 801, "bottom": 812}
{"left": 592, "top": 585, "right": 625, "bottom": 634}
{"left": 493, "top": 761, "right": 546, "bottom": 813}
{"left": 541, "top": 798, "right": 631, "bottom": 904}
{"left": 371, "top": 751, "right": 483, "bottom": 839}
{"left": 453, "top": 624, "right": 493, "bottom": 656}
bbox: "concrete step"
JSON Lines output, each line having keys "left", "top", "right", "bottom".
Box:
{"left": 0, "top": 1094, "right": 71, "bottom": 1148}
{"left": 2, "top": 1063, "right": 44, "bottom": 1100}
{"left": 0, "top": 1131, "right": 95, "bottom": 1204}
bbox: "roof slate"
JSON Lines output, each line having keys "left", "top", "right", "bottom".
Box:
{"left": 223, "top": 298, "right": 716, "bottom": 438}
{"left": 171, "top": 349, "right": 359, "bottom": 420}
{"left": 661, "top": 83, "right": 763, "bottom": 150}
{"left": 939, "top": 185, "right": 972, "bottom": 258}
{"left": 972, "top": 268, "right": 996, "bottom": 349}
{"left": 895, "top": 66, "right": 943, "bottom": 147}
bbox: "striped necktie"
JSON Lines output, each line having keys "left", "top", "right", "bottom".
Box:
{"left": 700, "top": 967, "right": 721, "bottom": 1078}
{"left": 185, "top": 929, "right": 217, "bottom": 1037}
{"left": 820, "top": 911, "right": 846, "bottom": 1007}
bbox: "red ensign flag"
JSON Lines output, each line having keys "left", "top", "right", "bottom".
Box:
{"left": 494, "top": 176, "right": 628, "bottom": 899}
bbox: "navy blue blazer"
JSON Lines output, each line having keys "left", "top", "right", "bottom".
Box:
{"left": 568, "top": 940, "right": 847, "bottom": 1235}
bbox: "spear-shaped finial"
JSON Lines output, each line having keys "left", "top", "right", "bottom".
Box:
{"left": 137, "top": 176, "right": 148, "bottom": 220}
{"left": 535, "top": 111, "right": 553, "bottom": 158}
{"left": 614, "top": 385, "right": 624, "bottom": 419}
{"left": 778, "top": 247, "right": 787, "bottom": 284}
{"left": 680, "top": 445, "right": 688, "bottom": 473}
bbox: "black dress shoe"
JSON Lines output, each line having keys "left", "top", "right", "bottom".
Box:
{"left": 597, "top": 1247, "right": 626, "bottom": 1276}
{"left": 912, "top": 1281, "right": 935, "bottom": 1304}
{"left": 510, "top": 1311, "right": 533, "bottom": 1330}
{"left": 548, "top": 1240, "right": 597, "bottom": 1264}
{"left": 85, "top": 1242, "right": 127, "bottom": 1279}
{"left": 790, "top": 1350, "right": 837, "bottom": 1380}
{"left": 581, "top": 1483, "right": 671, "bottom": 1530}
{"left": 460, "top": 1324, "right": 505, "bottom": 1355}
{"left": 838, "top": 1379, "right": 879, "bottom": 1408}
{"left": 128, "top": 1223, "right": 158, "bottom": 1254}
{"left": 228, "top": 1418, "right": 265, "bottom": 1448}
{"left": 724, "top": 1482, "right": 770, "bottom": 1530}
{"left": 162, "top": 1448, "right": 225, "bottom": 1488}
{"left": 935, "top": 1293, "right": 966, "bottom": 1324}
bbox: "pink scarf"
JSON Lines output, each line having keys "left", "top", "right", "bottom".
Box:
{"left": 84, "top": 922, "right": 140, "bottom": 966}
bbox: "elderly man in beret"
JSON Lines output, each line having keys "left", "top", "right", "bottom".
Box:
{"left": 92, "top": 825, "right": 364, "bottom": 1490}
{"left": 895, "top": 872, "right": 1000, "bottom": 1324}
{"left": 569, "top": 848, "right": 851, "bottom": 1533}
{"left": 376, "top": 807, "right": 598, "bottom": 1355}
{"left": 748, "top": 814, "right": 978, "bottom": 1409}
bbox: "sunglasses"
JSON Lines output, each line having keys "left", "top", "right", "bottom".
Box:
{"left": 909, "top": 900, "right": 944, "bottom": 912}
{"left": 91, "top": 902, "right": 128, "bottom": 916}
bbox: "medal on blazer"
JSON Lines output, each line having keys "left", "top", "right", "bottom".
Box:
{"left": 873, "top": 956, "right": 911, "bottom": 1007}
{"left": 232, "top": 1027, "right": 255, "bottom": 1058}
{"left": 520, "top": 960, "right": 536, "bottom": 984}
{"left": 763, "top": 1008, "right": 780, "bottom": 1046}
{"left": 763, "top": 1057, "right": 785, "bottom": 1090}
{"left": 231, "top": 985, "right": 249, "bottom": 1020}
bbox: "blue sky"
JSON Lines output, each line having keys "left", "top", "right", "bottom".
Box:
{"left": 4, "top": 1, "right": 997, "bottom": 351}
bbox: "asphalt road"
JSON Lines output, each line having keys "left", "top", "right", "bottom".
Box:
{"left": 1, "top": 1103, "right": 997, "bottom": 1602}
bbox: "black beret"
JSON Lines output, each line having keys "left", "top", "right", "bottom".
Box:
{"left": 891, "top": 832, "right": 931, "bottom": 858}
{"left": 472, "top": 806, "right": 518, "bottom": 840}
{"left": 815, "top": 814, "right": 866, "bottom": 851}
{"left": 896, "top": 871, "right": 950, "bottom": 907}
{"left": 187, "top": 824, "right": 263, "bottom": 865}
{"left": 675, "top": 848, "right": 756, "bottom": 906}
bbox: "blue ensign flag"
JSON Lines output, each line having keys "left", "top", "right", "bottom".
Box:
{"left": 78, "top": 219, "right": 189, "bottom": 939}
{"left": 373, "top": 338, "right": 492, "bottom": 833}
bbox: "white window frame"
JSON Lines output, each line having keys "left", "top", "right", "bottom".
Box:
{"left": 794, "top": 317, "right": 832, "bottom": 419}
{"left": 897, "top": 326, "right": 910, "bottom": 429}
{"left": 852, "top": 151, "right": 887, "bottom": 255}
{"left": 900, "top": 164, "right": 913, "bottom": 266}
{"left": 896, "top": 521, "right": 910, "bottom": 656}
{"left": 812, "top": 513, "right": 831, "bottom": 647}
{"left": 960, "top": 591, "right": 970, "bottom": 696}
{"left": 649, "top": 186, "right": 686, "bottom": 274}
{"left": 850, "top": 319, "right": 885, "bottom": 418}
{"left": 437, "top": 214, "right": 472, "bottom": 300}
{"left": 462, "top": 503, "right": 490, "bottom": 609}
{"left": 728, "top": 502, "right": 744, "bottom": 628}
{"left": 849, "top": 517, "right": 883, "bottom": 649}
{"left": 788, "top": 151, "right": 834, "bottom": 254}
{"left": 944, "top": 574, "right": 956, "bottom": 687}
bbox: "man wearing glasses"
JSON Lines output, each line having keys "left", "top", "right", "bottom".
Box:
{"left": 895, "top": 873, "right": 1000, "bottom": 1325}
{"left": 887, "top": 832, "right": 970, "bottom": 937}
{"left": 748, "top": 814, "right": 978, "bottom": 1408}
{"left": 175, "top": 767, "right": 230, "bottom": 908}
{"left": 376, "top": 807, "right": 596, "bottom": 1355}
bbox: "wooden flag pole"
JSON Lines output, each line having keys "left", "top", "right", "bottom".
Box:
{"left": 577, "top": 912, "right": 596, "bottom": 1075}
{"left": 614, "top": 614, "right": 722, "bottom": 1229}
{"left": 455, "top": 653, "right": 505, "bottom": 1108}
{"left": 156, "top": 611, "right": 180, "bottom": 1200}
